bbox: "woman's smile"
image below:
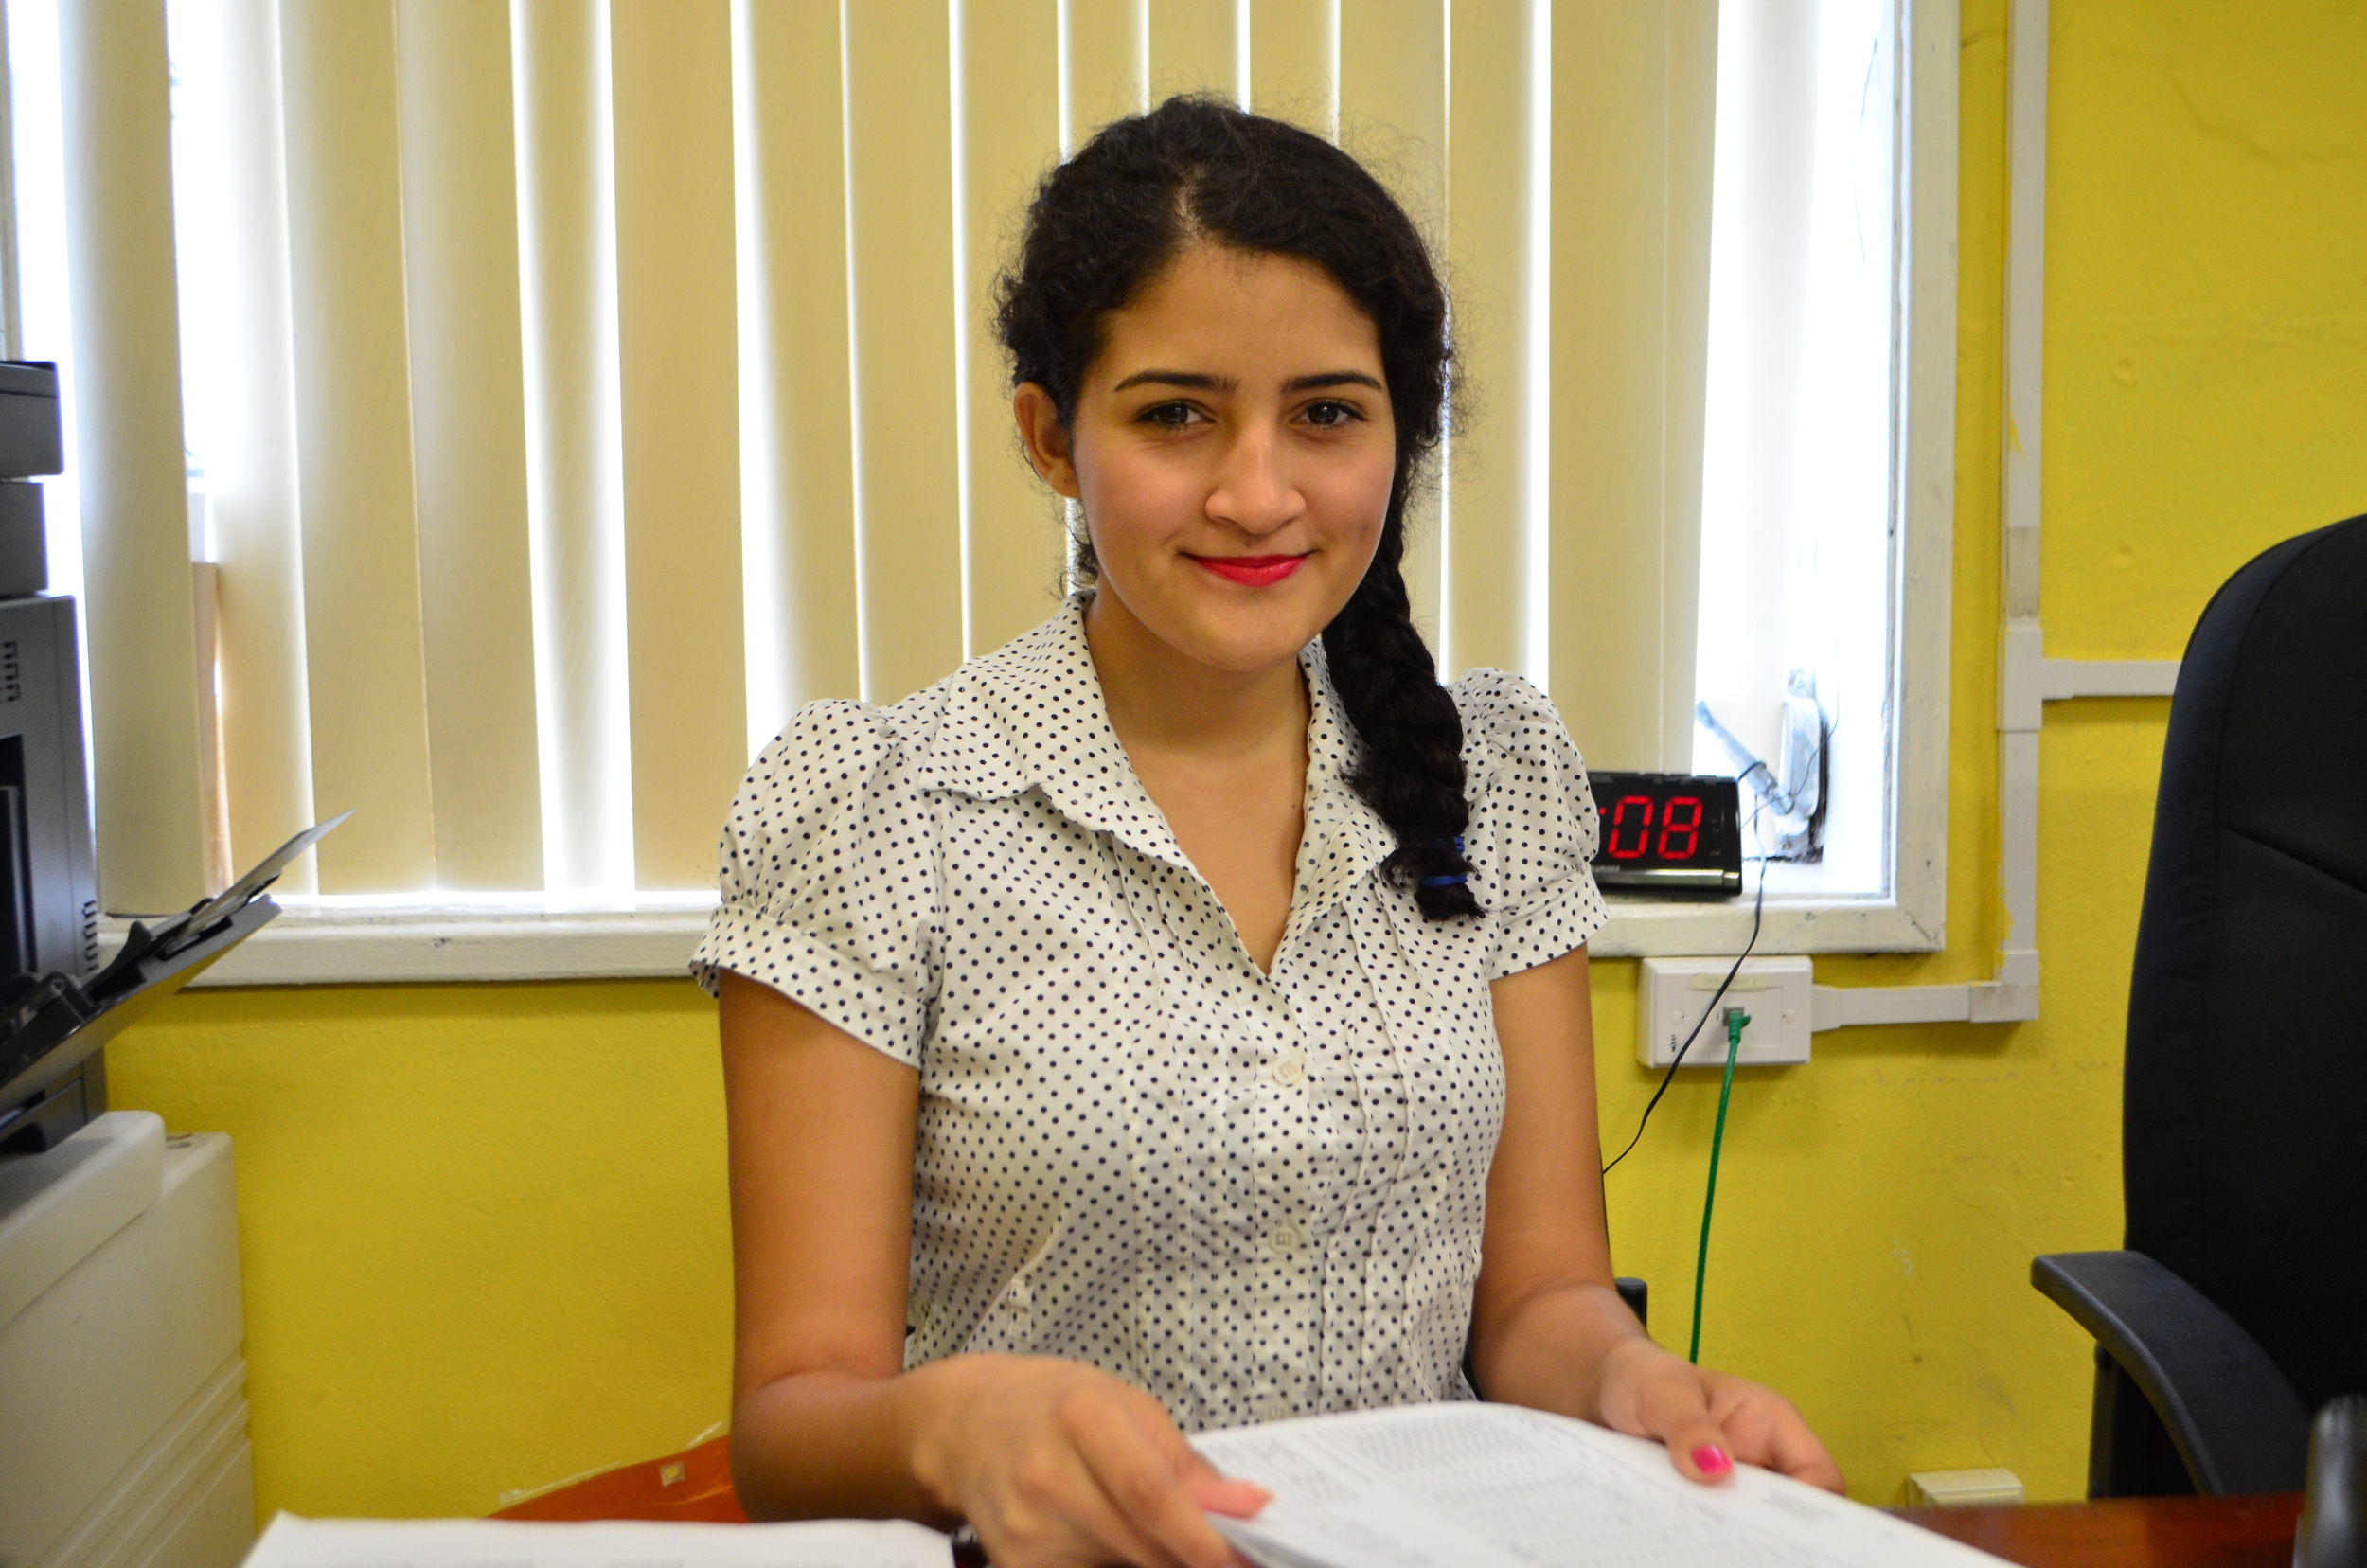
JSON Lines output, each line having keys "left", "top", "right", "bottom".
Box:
{"left": 1188, "top": 552, "right": 1311, "bottom": 587}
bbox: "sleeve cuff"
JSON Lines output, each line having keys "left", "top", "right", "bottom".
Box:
{"left": 692, "top": 902, "right": 926, "bottom": 1067}
{"left": 1489, "top": 863, "right": 1609, "bottom": 980}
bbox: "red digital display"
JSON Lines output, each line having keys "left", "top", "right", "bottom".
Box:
{"left": 1587, "top": 772, "right": 1742, "bottom": 897}
{"left": 1599, "top": 794, "right": 1705, "bottom": 862}
{"left": 1660, "top": 796, "right": 1701, "bottom": 859}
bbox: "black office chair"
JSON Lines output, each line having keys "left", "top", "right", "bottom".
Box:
{"left": 2032, "top": 513, "right": 2367, "bottom": 1498}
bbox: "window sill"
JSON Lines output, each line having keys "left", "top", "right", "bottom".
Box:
{"left": 97, "top": 904, "right": 722, "bottom": 988}
{"left": 103, "top": 887, "right": 1941, "bottom": 989}
{"left": 1591, "top": 891, "right": 1942, "bottom": 958}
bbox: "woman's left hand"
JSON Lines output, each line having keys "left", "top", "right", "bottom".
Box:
{"left": 1593, "top": 1336, "right": 1845, "bottom": 1494}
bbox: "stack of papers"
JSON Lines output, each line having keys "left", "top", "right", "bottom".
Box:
{"left": 242, "top": 1515, "right": 950, "bottom": 1568}
{"left": 246, "top": 1403, "right": 2009, "bottom": 1568}
{"left": 1194, "top": 1403, "right": 2009, "bottom": 1568}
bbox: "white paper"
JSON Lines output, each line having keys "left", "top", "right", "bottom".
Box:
{"left": 240, "top": 1514, "right": 952, "bottom": 1568}
{"left": 1194, "top": 1404, "right": 2008, "bottom": 1568}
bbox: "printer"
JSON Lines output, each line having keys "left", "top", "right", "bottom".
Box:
{"left": 0, "top": 362, "right": 278, "bottom": 1568}
{"left": 0, "top": 360, "right": 101, "bottom": 1155}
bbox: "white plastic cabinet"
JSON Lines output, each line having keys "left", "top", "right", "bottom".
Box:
{"left": 0, "top": 1111, "right": 257, "bottom": 1568}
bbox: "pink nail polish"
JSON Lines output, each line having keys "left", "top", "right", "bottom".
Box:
{"left": 1693, "top": 1444, "right": 1732, "bottom": 1475}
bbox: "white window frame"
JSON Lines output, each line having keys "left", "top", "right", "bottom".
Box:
{"left": 1599, "top": 0, "right": 1955, "bottom": 962}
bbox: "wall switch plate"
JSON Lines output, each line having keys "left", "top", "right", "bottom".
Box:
{"left": 1637, "top": 956, "right": 1814, "bottom": 1067}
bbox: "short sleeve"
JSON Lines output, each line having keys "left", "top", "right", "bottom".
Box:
{"left": 1451, "top": 669, "right": 1609, "bottom": 979}
{"left": 690, "top": 700, "right": 941, "bottom": 1066}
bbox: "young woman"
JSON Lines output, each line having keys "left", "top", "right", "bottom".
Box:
{"left": 699, "top": 98, "right": 1840, "bottom": 1568}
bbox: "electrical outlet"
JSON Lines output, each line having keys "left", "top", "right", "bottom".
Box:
{"left": 1637, "top": 956, "right": 1814, "bottom": 1068}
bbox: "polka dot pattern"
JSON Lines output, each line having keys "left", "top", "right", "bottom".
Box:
{"left": 695, "top": 598, "right": 1607, "bottom": 1431}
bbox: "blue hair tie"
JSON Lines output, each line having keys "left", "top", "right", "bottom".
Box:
{"left": 1420, "top": 836, "right": 1468, "bottom": 888}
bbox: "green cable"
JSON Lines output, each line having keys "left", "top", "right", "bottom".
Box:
{"left": 1688, "top": 1007, "right": 1750, "bottom": 1365}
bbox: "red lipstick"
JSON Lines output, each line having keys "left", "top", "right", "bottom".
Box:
{"left": 1190, "top": 553, "right": 1308, "bottom": 587}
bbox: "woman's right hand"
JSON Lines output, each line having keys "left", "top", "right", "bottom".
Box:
{"left": 906, "top": 1355, "right": 1269, "bottom": 1568}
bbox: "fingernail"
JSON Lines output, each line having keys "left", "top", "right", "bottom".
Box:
{"left": 1693, "top": 1444, "right": 1732, "bottom": 1475}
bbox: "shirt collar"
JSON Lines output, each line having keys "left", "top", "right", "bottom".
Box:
{"left": 914, "top": 597, "right": 1399, "bottom": 918}
{"left": 1291, "top": 636, "right": 1400, "bottom": 930}
{"left": 912, "top": 598, "right": 1186, "bottom": 870}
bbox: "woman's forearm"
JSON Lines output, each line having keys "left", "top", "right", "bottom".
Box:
{"left": 729, "top": 1360, "right": 983, "bottom": 1525}
{"left": 1468, "top": 1278, "right": 1652, "bottom": 1421}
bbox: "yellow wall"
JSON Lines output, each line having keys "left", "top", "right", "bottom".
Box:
{"left": 104, "top": 0, "right": 2367, "bottom": 1517}
{"left": 110, "top": 982, "right": 734, "bottom": 1518}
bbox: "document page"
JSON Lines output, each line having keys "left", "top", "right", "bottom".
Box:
{"left": 1195, "top": 1404, "right": 2007, "bottom": 1568}
{"left": 241, "top": 1514, "right": 951, "bottom": 1568}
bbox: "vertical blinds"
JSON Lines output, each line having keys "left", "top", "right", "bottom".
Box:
{"left": 62, "top": 0, "right": 1718, "bottom": 914}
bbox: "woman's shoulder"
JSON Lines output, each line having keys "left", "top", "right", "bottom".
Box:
{"left": 1447, "top": 669, "right": 1605, "bottom": 946}
{"left": 1445, "top": 667, "right": 1582, "bottom": 773}
{"left": 742, "top": 678, "right": 962, "bottom": 812}
{"left": 745, "top": 599, "right": 1085, "bottom": 815}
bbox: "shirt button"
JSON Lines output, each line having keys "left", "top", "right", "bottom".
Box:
{"left": 1259, "top": 1400, "right": 1291, "bottom": 1423}
{"left": 1272, "top": 1050, "right": 1308, "bottom": 1087}
{"left": 1267, "top": 1220, "right": 1308, "bottom": 1256}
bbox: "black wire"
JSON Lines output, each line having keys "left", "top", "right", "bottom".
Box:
{"left": 1602, "top": 813, "right": 1769, "bottom": 1178}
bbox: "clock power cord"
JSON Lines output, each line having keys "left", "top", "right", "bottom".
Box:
{"left": 1599, "top": 834, "right": 1767, "bottom": 1177}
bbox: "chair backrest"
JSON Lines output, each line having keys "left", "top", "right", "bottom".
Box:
{"left": 2123, "top": 513, "right": 2367, "bottom": 1417}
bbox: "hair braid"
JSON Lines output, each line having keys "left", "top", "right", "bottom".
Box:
{"left": 1322, "top": 515, "right": 1480, "bottom": 918}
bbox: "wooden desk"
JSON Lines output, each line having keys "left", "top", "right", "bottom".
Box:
{"left": 942, "top": 1500, "right": 2303, "bottom": 1566}
{"left": 1898, "top": 1493, "right": 2303, "bottom": 1567}
{"left": 494, "top": 1440, "right": 2305, "bottom": 1567}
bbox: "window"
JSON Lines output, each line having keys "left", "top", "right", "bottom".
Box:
{"left": 1552, "top": 0, "right": 1954, "bottom": 960}
{"left": 5, "top": 0, "right": 1955, "bottom": 977}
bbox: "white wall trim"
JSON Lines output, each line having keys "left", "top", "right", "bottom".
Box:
{"left": 2001, "top": 625, "right": 2181, "bottom": 728}
{"left": 2042, "top": 658, "right": 2179, "bottom": 701}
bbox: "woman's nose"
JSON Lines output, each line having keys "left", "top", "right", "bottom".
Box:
{"left": 1205, "top": 426, "right": 1303, "bottom": 536}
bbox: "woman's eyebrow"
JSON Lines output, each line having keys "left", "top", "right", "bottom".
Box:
{"left": 1107, "top": 368, "right": 1386, "bottom": 394}
{"left": 1282, "top": 371, "right": 1386, "bottom": 394}
{"left": 1110, "top": 369, "right": 1235, "bottom": 393}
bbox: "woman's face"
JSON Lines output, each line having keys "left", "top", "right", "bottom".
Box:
{"left": 1016, "top": 245, "right": 1398, "bottom": 677}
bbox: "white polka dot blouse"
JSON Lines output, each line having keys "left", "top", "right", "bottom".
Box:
{"left": 694, "top": 597, "right": 1608, "bottom": 1432}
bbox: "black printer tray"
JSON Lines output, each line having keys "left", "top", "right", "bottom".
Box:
{"left": 0, "top": 897, "right": 278, "bottom": 1143}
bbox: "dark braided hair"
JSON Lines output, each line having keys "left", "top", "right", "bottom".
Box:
{"left": 996, "top": 96, "right": 1479, "bottom": 918}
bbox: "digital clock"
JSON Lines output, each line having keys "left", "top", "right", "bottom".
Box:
{"left": 1587, "top": 772, "right": 1744, "bottom": 898}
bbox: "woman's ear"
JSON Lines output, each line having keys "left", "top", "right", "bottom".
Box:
{"left": 1013, "top": 383, "right": 1081, "bottom": 499}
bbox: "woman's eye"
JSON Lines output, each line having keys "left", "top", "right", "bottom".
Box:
{"left": 1302, "top": 401, "right": 1361, "bottom": 427}
{"left": 1139, "top": 401, "right": 1202, "bottom": 428}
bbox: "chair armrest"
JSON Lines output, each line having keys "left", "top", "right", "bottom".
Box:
{"left": 2033, "top": 1250, "right": 2311, "bottom": 1494}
